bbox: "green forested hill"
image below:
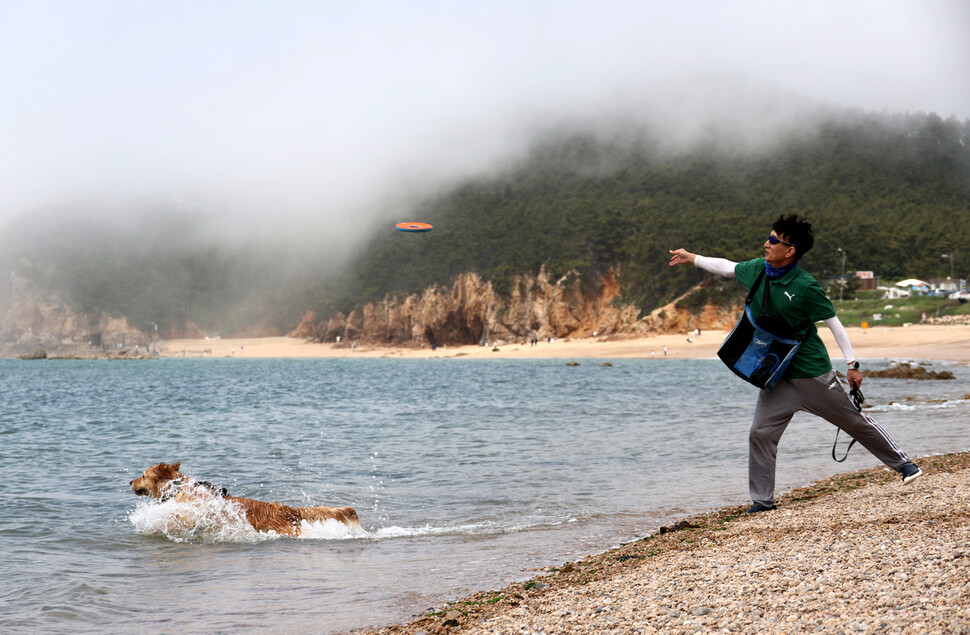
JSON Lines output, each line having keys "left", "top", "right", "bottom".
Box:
{"left": 316, "top": 111, "right": 970, "bottom": 319}
{"left": 2, "top": 109, "right": 967, "bottom": 336}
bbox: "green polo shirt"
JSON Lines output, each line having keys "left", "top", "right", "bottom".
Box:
{"left": 734, "top": 258, "right": 837, "bottom": 379}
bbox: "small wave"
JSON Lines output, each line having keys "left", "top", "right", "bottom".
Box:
{"left": 370, "top": 523, "right": 492, "bottom": 539}
{"left": 869, "top": 398, "right": 969, "bottom": 413}
{"left": 368, "top": 515, "right": 585, "bottom": 540}
{"left": 298, "top": 518, "right": 370, "bottom": 540}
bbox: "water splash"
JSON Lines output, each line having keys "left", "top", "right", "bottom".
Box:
{"left": 128, "top": 488, "right": 370, "bottom": 543}
{"left": 128, "top": 494, "right": 267, "bottom": 543}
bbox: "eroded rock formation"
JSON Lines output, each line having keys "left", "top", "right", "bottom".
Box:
{"left": 292, "top": 266, "right": 743, "bottom": 347}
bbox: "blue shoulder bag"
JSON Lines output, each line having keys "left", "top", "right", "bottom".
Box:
{"left": 717, "top": 270, "right": 806, "bottom": 391}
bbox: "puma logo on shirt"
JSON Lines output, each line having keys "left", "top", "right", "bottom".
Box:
{"left": 784, "top": 291, "right": 796, "bottom": 302}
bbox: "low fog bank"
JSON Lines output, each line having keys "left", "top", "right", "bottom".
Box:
{"left": 0, "top": 201, "right": 345, "bottom": 338}
{"left": 2, "top": 88, "right": 966, "bottom": 340}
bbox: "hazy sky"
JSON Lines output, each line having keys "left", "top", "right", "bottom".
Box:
{"left": 1, "top": 0, "right": 967, "bottom": 227}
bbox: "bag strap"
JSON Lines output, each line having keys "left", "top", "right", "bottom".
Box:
{"left": 831, "top": 387, "right": 863, "bottom": 462}
{"left": 832, "top": 429, "right": 856, "bottom": 462}
{"left": 745, "top": 269, "right": 766, "bottom": 306}
{"left": 761, "top": 271, "right": 774, "bottom": 314}
{"left": 745, "top": 268, "right": 780, "bottom": 315}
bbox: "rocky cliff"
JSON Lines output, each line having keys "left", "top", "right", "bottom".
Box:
{"left": 0, "top": 270, "right": 161, "bottom": 357}
{"left": 291, "top": 266, "right": 742, "bottom": 347}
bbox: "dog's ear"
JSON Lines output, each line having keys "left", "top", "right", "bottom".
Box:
{"left": 171, "top": 462, "right": 181, "bottom": 472}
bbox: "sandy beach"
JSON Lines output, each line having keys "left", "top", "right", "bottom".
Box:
{"left": 159, "top": 323, "right": 970, "bottom": 363}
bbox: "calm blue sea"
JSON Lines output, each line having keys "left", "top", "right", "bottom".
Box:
{"left": 1, "top": 357, "right": 967, "bottom": 633}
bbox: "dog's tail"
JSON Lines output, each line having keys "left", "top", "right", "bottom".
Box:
{"left": 301, "top": 505, "right": 361, "bottom": 527}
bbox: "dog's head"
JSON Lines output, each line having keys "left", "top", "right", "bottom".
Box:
{"left": 130, "top": 462, "right": 183, "bottom": 499}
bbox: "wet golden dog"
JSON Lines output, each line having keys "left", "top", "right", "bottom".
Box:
{"left": 130, "top": 462, "right": 361, "bottom": 536}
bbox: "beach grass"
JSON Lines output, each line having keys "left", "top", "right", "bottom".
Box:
{"left": 833, "top": 292, "right": 970, "bottom": 327}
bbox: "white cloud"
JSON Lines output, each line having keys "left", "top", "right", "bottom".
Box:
{"left": 0, "top": 0, "right": 966, "bottom": 226}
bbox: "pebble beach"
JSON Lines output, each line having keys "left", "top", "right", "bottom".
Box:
{"left": 359, "top": 452, "right": 970, "bottom": 634}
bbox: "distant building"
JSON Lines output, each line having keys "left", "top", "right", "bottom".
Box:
{"left": 929, "top": 277, "right": 966, "bottom": 293}
{"left": 854, "top": 271, "right": 877, "bottom": 290}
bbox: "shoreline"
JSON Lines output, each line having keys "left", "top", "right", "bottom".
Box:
{"left": 356, "top": 451, "right": 970, "bottom": 634}
{"left": 158, "top": 323, "right": 970, "bottom": 363}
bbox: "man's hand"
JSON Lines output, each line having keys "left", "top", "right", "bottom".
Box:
{"left": 668, "top": 249, "right": 696, "bottom": 267}
{"left": 847, "top": 368, "right": 863, "bottom": 389}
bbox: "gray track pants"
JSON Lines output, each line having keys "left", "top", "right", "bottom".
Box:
{"left": 750, "top": 370, "right": 911, "bottom": 506}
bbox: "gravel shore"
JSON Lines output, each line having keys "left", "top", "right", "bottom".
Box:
{"left": 359, "top": 452, "right": 970, "bottom": 634}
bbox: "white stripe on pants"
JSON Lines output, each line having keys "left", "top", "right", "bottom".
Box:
{"left": 749, "top": 370, "right": 911, "bottom": 506}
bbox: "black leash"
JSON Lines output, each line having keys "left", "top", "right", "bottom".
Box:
{"left": 832, "top": 386, "right": 863, "bottom": 462}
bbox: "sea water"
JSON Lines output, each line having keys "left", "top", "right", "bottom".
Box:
{"left": 1, "top": 356, "right": 967, "bottom": 633}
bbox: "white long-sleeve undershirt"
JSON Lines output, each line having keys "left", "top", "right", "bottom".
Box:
{"left": 823, "top": 315, "right": 856, "bottom": 365}
{"left": 693, "top": 255, "right": 737, "bottom": 277}
{"left": 692, "top": 254, "right": 857, "bottom": 365}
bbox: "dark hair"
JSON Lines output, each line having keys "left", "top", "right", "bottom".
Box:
{"left": 772, "top": 214, "right": 814, "bottom": 258}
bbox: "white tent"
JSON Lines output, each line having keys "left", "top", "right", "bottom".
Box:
{"left": 895, "top": 278, "right": 929, "bottom": 288}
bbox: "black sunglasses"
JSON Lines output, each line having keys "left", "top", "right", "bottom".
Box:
{"left": 768, "top": 235, "right": 794, "bottom": 247}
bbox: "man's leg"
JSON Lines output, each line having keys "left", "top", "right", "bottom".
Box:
{"left": 749, "top": 380, "right": 800, "bottom": 507}
{"left": 797, "top": 371, "right": 912, "bottom": 470}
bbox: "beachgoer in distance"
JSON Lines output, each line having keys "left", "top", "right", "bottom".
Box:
{"left": 668, "top": 214, "right": 922, "bottom": 514}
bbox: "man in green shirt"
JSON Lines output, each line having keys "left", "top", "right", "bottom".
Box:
{"left": 669, "top": 214, "right": 921, "bottom": 513}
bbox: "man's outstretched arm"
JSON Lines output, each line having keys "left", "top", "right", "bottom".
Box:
{"left": 668, "top": 249, "right": 737, "bottom": 277}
